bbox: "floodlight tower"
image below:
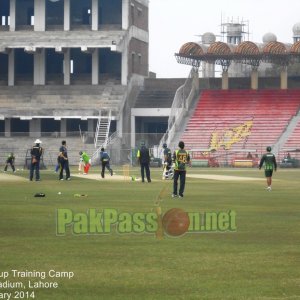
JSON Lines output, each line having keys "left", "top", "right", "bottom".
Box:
{"left": 221, "top": 16, "right": 251, "bottom": 77}
{"left": 221, "top": 16, "right": 249, "bottom": 45}
{"left": 293, "top": 22, "right": 300, "bottom": 42}
{"left": 199, "top": 32, "right": 216, "bottom": 78}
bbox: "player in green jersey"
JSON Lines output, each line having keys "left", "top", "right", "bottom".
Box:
{"left": 172, "top": 141, "right": 191, "bottom": 198}
{"left": 259, "top": 146, "right": 277, "bottom": 191}
{"left": 4, "top": 153, "right": 16, "bottom": 172}
{"left": 79, "top": 151, "right": 91, "bottom": 175}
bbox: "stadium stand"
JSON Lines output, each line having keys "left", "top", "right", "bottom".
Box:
{"left": 180, "top": 89, "right": 300, "bottom": 165}
{"left": 0, "top": 85, "right": 126, "bottom": 116}
{"left": 134, "top": 79, "right": 185, "bottom": 108}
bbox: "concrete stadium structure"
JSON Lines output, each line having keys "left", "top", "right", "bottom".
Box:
{"left": 0, "top": 0, "right": 153, "bottom": 165}
{"left": 0, "top": 0, "right": 148, "bottom": 141}
{"left": 1, "top": 3, "right": 300, "bottom": 167}
{"left": 159, "top": 20, "right": 300, "bottom": 165}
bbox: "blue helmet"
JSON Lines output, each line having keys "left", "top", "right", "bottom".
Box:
{"left": 163, "top": 143, "right": 167, "bottom": 148}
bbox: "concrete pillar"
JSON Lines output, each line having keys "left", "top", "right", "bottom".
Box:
{"left": 8, "top": 49, "right": 15, "bottom": 86}
{"left": 88, "top": 119, "right": 94, "bottom": 141}
{"left": 202, "top": 62, "right": 215, "bottom": 78}
{"left": 34, "top": 49, "right": 46, "bottom": 85}
{"left": 29, "top": 119, "right": 41, "bottom": 138}
{"left": 192, "top": 68, "right": 199, "bottom": 93}
{"left": 117, "top": 115, "right": 123, "bottom": 138}
{"left": 222, "top": 71, "right": 229, "bottom": 90}
{"left": 9, "top": 0, "right": 16, "bottom": 31}
{"left": 5, "top": 118, "right": 11, "bottom": 137}
{"left": 122, "top": 0, "right": 129, "bottom": 30}
{"left": 130, "top": 115, "right": 135, "bottom": 148}
{"left": 40, "top": 49, "right": 46, "bottom": 85}
{"left": 64, "top": 0, "right": 70, "bottom": 31}
{"left": 63, "top": 49, "right": 71, "bottom": 85}
{"left": 280, "top": 67, "right": 288, "bottom": 90}
{"left": 60, "top": 119, "right": 67, "bottom": 138}
{"left": 92, "top": 49, "right": 99, "bottom": 85}
{"left": 92, "top": 0, "right": 98, "bottom": 31}
{"left": 34, "top": 0, "right": 46, "bottom": 31}
{"left": 121, "top": 46, "right": 128, "bottom": 85}
{"left": 251, "top": 69, "right": 258, "bottom": 90}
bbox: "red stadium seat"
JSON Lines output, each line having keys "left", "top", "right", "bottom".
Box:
{"left": 180, "top": 89, "right": 300, "bottom": 164}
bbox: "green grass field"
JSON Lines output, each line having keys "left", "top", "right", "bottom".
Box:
{"left": 0, "top": 167, "right": 300, "bottom": 300}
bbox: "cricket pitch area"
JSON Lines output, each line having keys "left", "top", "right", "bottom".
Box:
{"left": 73, "top": 172, "right": 264, "bottom": 182}
{"left": 0, "top": 172, "right": 27, "bottom": 182}
{"left": 0, "top": 167, "right": 299, "bottom": 300}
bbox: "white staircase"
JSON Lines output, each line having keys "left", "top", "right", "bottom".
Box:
{"left": 91, "top": 131, "right": 119, "bottom": 163}
{"left": 272, "top": 111, "right": 300, "bottom": 156}
{"left": 94, "top": 110, "right": 112, "bottom": 148}
{"left": 159, "top": 68, "right": 199, "bottom": 150}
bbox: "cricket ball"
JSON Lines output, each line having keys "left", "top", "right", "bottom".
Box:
{"left": 162, "top": 208, "right": 190, "bottom": 237}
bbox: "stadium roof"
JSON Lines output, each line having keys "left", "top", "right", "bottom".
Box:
{"left": 176, "top": 40, "right": 300, "bottom": 69}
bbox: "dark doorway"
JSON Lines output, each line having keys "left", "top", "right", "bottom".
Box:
{"left": 15, "top": 49, "right": 33, "bottom": 85}
{"left": 16, "top": 0, "right": 34, "bottom": 29}
{"left": 70, "top": 0, "right": 91, "bottom": 29}
{"left": 11, "top": 119, "right": 30, "bottom": 136}
{"left": 0, "top": 54, "right": 8, "bottom": 85}
{"left": 46, "top": 0, "right": 64, "bottom": 30}
{"left": 46, "top": 49, "right": 63, "bottom": 84}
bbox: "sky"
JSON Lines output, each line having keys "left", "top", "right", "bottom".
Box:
{"left": 149, "top": 0, "right": 300, "bottom": 78}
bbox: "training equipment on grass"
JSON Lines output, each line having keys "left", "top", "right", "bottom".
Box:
{"left": 122, "top": 164, "right": 130, "bottom": 180}
{"left": 131, "top": 175, "right": 141, "bottom": 182}
{"left": 34, "top": 193, "right": 45, "bottom": 197}
{"left": 73, "top": 194, "right": 88, "bottom": 197}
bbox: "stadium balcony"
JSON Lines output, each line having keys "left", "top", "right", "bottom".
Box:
{"left": 0, "top": 84, "right": 127, "bottom": 118}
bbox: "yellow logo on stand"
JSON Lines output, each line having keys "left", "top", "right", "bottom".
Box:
{"left": 209, "top": 120, "right": 253, "bottom": 151}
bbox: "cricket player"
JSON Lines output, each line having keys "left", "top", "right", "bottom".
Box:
{"left": 100, "top": 148, "right": 113, "bottom": 178}
{"left": 79, "top": 151, "right": 91, "bottom": 175}
{"left": 78, "top": 155, "right": 84, "bottom": 172}
{"left": 137, "top": 141, "right": 151, "bottom": 183}
{"left": 259, "top": 146, "right": 277, "bottom": 191}
{"left": 162, "top": 143, "right": 172, "bottom": 179}
{"left": 172, "top": 141, "right": 191, "bottom": 198}
{"left": 30, "top": 139, "right": 43, "bottom": 181}
{"left": 59, "top": 140, "right": 71, "bottom": 181}
{"left": 4, "top": 152, "right": 16, "bottom": 172}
